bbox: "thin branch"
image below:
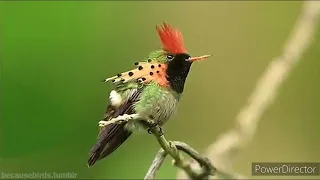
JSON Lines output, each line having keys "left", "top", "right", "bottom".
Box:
{"left": 144, "top": 149, "right": 167, "bottom": 180}
{"left": 144, "top": 136, "right": 241, "bottom": 180}
{"left": 145, "top": 125, "right": 216, "bottom": 180}
{"left": 174, "top": 141, "right": 215, "bottom": 179}
{"left": 148, "top": 126, "right": 203, "bottom": 179}
{"left": 98, "top": 116, "right": 216, "bottom": 179}
{"left": 177, "top": 1, "right": 320, "bottom": 179}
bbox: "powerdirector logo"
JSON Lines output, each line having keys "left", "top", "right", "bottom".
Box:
{"left": 252, "top": 162, "right": 320, "bottom": 176}
{"left": 0, "top": 172, "right": 77, "bottom": 179}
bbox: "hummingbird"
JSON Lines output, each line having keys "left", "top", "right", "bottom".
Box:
{"left": 88, "top": 22, "right": 211, "bottom": 167}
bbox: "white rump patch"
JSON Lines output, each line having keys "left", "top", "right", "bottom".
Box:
{"left": 109, "top": 90, "right": 122, "bottom": 107}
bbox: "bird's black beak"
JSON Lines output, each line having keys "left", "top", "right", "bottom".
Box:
{"left": 186, "top": 55, "right": 212, "bottom": 62}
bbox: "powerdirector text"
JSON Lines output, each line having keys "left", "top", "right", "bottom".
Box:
{"left": 252, "top": 162, "right": 320, "bottom": 176}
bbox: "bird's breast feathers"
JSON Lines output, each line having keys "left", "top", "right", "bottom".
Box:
{"left": 108, "top": 82, "right": 179, "bottom": 127}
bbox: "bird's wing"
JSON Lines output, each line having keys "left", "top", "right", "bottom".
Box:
{"left": 88, "top": 87, "right": 142, "bottom": 167}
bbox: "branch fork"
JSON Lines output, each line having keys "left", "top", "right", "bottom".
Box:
{"left": 98, "top": 116, "right": 216, "bottom": 179}
{"left": 145, "top": 124, "right": 216, "bottom": 180}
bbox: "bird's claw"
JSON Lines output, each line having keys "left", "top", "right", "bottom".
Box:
{"left": 158, "top": 127, "right": 164, "bottom": 136}
{"left": 146, "top": 121, "right": 157, "bottom": 134}
{"left": 138, "top": 119, "right": 164, "bottom": 135}
{"left": 147, "top": 126, "right": 163, "bottom": 136}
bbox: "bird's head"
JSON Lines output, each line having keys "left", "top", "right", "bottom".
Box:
{"left": 146, "top": 23, "right": 211, "bottom": 93}
{"left": 147, "top": 23, "right": 211, "bottom": 66}
{"left": 103, "top": 23, "right": 211, "bottom": 93}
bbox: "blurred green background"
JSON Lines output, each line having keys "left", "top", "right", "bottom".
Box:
{"left": 1, "top": 1, "right": 319, "bottom": 179}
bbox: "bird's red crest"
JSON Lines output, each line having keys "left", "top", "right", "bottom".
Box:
{"left": 156, "top": 23, "right": 187, "bottom": 54}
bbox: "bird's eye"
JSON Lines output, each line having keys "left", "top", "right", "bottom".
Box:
{"left": 166, "top": 55, "right": 174, "bottom": 61}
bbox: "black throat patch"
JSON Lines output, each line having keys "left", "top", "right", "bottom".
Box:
{"left": 166, "top": 53, "right": 192, "bottom": 93}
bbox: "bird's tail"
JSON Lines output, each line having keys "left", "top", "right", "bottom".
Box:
{"left": 88, "top": 123, "right": 132, "bottom": 167}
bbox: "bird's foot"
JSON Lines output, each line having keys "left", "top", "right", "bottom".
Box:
{"left": 147, "top": 126, "right": 163, "bottom": 136}
{"left": 145, "top": 120, "right": 157, "bottom": 134}
{"left": 158, "top": 127, "right": 164, "bottom": 136}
